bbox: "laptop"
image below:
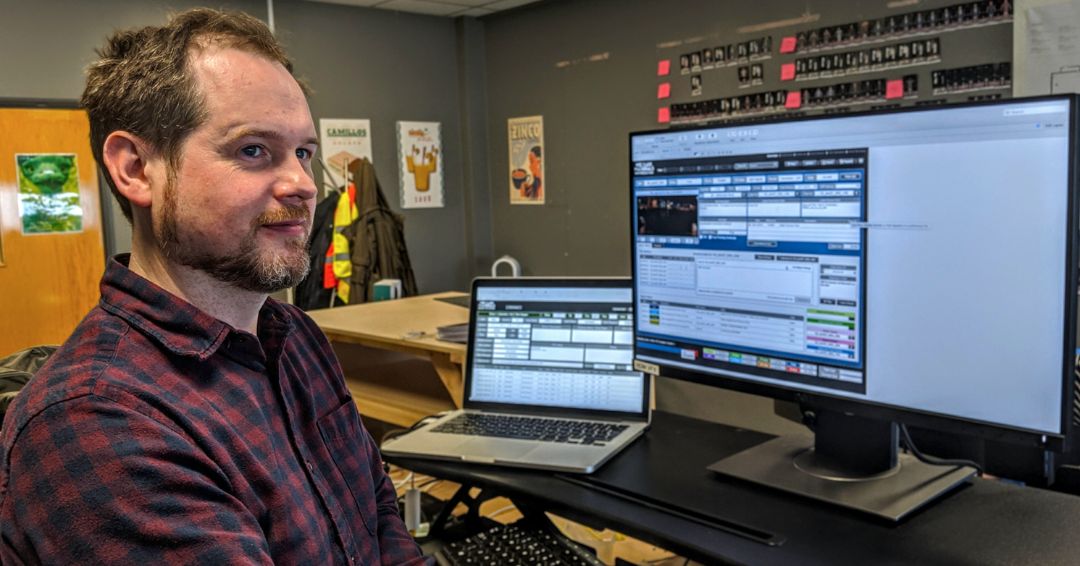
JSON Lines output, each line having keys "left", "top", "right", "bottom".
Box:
{"left": 381, "top": 277, "right": 651, "bottom": 473}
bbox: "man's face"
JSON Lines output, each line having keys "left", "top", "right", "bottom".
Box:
{"left": 152, "top": 46, "right": 319, "bottom": 293}
{"left": 528, "top": 151, "right": 541, "bottom": 178}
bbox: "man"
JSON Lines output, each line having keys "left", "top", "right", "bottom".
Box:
{"left": 0, "top": 9, "right": 432, "bottom": 566}
{"left": 523, "top": 146, "right": 543, "bottom": 200}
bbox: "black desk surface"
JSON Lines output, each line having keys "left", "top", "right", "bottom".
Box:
{"left": 385, "top": 411, "right": 1080, "bottom": 566}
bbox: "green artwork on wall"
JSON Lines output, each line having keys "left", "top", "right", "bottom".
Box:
{"left": 16, "top": 153, "right": 82, "bottom": 234}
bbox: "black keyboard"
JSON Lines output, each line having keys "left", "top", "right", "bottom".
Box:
{"left": 430, "top": 413, "right": 628, "bottom": 445}
{"left": 435, "top": 521, "right": 607, "bottom": 566}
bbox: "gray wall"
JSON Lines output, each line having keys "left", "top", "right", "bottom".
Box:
{"left": 479, "top": 0, "right": 1012, "bottom": 430}
{"left": 0, "top": 0, "right": 481, "bottom": 294}
{"left": 275, "top": 1, "right": 476, "bottom": 293}
{"left": 481, "top": 0, "right": 1011, "bottom": 277}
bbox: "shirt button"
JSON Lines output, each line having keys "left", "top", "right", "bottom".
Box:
{"left": 306, "top": 461, "right": 313, "bottom": 471}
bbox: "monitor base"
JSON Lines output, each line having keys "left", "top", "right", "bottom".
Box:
{"left": 708, "top": 434, "right": 976, "bottom": 521}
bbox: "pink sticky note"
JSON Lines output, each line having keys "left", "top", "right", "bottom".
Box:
{"left": 784, "top": 91, "right": 801, "bottom": 109}
{"left": 657, "top": 83, "right": 671, "bottom": 99}
{"left": 780, "top": 36, "right": 797, "bottom": 53}
{"left": 658, "top": 107, "right": 671, "bottom": 123}
{"left": 780, "top": 63, "right": 796, "bottom": 81}
{"left": 658, "top": 60, "right": 671, "bottom": 76}
{"left": 886, "top": 79, "right": 904, "bottom": 99}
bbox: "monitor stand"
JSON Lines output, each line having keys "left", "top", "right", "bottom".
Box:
{"left": 707, "top": 410, "right": 976, "bottom": 521}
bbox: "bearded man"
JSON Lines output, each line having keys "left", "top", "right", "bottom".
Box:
{"left": 0, "top": 8, "right": 431, "bottom": 566}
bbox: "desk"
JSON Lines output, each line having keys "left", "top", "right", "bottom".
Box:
{"left": 386, "top": 411, "right": 1080, "bottom": 566}
{"left": 308, "top": 292, "right": 469, "bottom": 426}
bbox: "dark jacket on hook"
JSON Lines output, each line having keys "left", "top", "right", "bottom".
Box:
{"left": 343, "top": 158, "right": 419, "bottom": 302}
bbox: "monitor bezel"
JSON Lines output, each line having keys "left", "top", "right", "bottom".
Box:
{"left": 629, "top": 94, "right": 1080, "bottom": 451}
{"left": 463, "top": 277, "right": 651, "bottom": 422}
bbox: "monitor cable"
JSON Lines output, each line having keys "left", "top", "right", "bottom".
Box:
{"left": 899, "top": 423, "right": 984, "bottom": 477}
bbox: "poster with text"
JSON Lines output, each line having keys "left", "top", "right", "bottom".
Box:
{"left": 397, "top": 121, "right": 444, "bottom": 209}
{"left": 508, "top": 115, "right": 544, "bottom": 205}
{"left": 16, "top": 154, "right": 82, "bottom": 234}
{"left": 319, "top": 118, "right": 372, "bottom": 194}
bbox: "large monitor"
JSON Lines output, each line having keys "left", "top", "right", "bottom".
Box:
{"left": 630, "top": 96, "right": 1079, "bottom": 520}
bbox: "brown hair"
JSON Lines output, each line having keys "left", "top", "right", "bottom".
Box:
{"left": 81, "top": 8, "right": 307, "bottom": 221}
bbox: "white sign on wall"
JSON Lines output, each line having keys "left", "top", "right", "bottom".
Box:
{"left": 319, "top": 118, "right": 372, "bottom": 193}
{"left": 396, "top": 121, "right": 444, "bottom": 209}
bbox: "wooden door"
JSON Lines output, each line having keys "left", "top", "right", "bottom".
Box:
{"left": 0, "top": 107, "right": 105, "bottom": 356}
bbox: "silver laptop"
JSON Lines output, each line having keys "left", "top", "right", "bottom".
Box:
{"left": 381, "top": 277, "right": 651, "bottom": 473}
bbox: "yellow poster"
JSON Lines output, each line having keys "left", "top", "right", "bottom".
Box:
{"left": 397, "top": 121, "right": 443, "bottom": 209}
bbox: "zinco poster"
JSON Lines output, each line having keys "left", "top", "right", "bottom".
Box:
{"left": 319, "top": 118, "right": 372, "bottom": 194}
{"left": 508, "top": 116, "right": 544, "bottom": 205}
{"left": 396, "top": 121, "right": 444, "bottom": 209}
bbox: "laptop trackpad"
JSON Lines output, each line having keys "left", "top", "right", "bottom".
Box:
{"left": 458, "top": 438, "right": 535, "bottom": 460}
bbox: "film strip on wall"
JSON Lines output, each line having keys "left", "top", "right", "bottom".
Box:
{"left": 790, "top": 0, "right": 1012, "bottom": 53}
{"left": 656, "top": 0, "right": 1014, "bottom": 127}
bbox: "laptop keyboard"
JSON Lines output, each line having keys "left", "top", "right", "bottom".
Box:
{"left": 430, "top": 413, "right": 629, "bottom": 445}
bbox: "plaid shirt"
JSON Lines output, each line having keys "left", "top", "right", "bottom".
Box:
{"left": 0, "top": 255, "right": 432, "bottom": 566}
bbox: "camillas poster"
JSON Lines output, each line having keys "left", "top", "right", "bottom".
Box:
{"left": 508, "top": 116, "right": 544, "bottom": 205}
{"left": 396, "top": 121, "right": 444, "bottom": 209}
{"left": 15, "top": 153, "right": 83, "bottom": 234}
{"left": 319, "top": 118, "right": 372, "bottom": 194}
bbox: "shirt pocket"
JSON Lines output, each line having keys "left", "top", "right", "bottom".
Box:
{"left": 317, "top": 399, "right": 378, "bottom": 535}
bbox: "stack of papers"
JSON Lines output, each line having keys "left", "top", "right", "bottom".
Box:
{"left": 436, "top": 323, "right": 469, "bottom": 344}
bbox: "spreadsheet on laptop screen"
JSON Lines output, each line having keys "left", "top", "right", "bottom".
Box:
{"left": 469, "top": 286, "right": 645, "bottom": 413}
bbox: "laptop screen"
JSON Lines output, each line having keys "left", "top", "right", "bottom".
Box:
{"left": 466, "top": 281, "right": 647, "bottom": 416}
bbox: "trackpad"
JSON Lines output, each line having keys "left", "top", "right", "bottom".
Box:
{"left": 458, "top": 438, "right": 535, "bottom": 460}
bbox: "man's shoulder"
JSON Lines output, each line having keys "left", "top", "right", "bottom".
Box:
{"left": 3, "top": 306, "right": 154, "bottom": 439}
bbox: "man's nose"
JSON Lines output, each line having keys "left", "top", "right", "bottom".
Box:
{"left": 277, "top": 155, "right": 317, "bottom": 202}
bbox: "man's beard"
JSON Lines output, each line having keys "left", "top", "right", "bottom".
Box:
{"left": 155, "top": 179, "right": 312, "bottom": 294}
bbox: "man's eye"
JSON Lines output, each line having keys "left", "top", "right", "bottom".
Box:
{"left": 241, "top": 145, "right": 265, "bottom": 158}
{"left": 296, "top": 148, "right": 312, "bottom": 160}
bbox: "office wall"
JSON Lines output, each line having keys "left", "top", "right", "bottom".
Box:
{"left": 480, "top": 0, "right": 1011, "bottom": 432}
{"left": 0, "top": 0, "right": 480, "bottom": 294}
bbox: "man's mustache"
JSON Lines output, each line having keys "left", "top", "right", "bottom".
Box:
{"left": 255, "top": 204, "right": 311, "bottom": 229}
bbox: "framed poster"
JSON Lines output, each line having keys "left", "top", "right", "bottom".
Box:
{"left": 319, "top": 118, "right": 372, "bottom": 193}
{"left": 508, "top": 115, "right": 544, "bottom": 205}
{"left": 396, "top": 121, "right": 443, "bottom": 209}
{"left": 16, "top": 153, "right": 82, "bottom": 234}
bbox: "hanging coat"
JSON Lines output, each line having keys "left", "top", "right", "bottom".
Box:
{"left": 343, "top": 158, "right": 419, "bottom": 302}
{"left": 294, "top": 190, "right": 340, "bottom": 311}
{"left": 327, "top": 183, "right": 359, "bottom": 303}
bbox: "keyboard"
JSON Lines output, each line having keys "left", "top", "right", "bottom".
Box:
{"left": 435, "top": 521, "right": 607, "bottom": 566}
{"left": 430, "top": 413, "right": 628, "bottom": 445}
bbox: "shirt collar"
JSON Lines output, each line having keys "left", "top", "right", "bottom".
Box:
{"left": 99, "top": 254, "right": 294, "bottom": 361}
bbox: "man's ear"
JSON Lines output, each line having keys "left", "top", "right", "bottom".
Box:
{"left": 102, "top": 132, "right": 156, "bottom": 209}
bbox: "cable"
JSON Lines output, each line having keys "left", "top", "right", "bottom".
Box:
{"left": 900, "top": 423, "right": 984, "bottom": 477}
{"left": 420, "top": 479, "right": 444, "bottom": 493}
{"left": 484, "top": 504, "right": 517, "bottom": 519}
{"left": 393, "top": 471, "right": 414, "bottom": 490}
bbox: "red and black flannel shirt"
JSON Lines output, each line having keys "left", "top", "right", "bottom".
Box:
{"left": 0, "top": 255, "right": 433, "bottom": 566}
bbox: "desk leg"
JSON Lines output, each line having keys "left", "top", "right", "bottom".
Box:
{"left": 429, "top": 484, "right": 497, "bottom": 539}
{"left": 430, "top": 353, "right": 464, "bottom": 409}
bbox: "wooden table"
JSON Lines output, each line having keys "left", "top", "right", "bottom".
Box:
{"left": 308, "top": 292, "right": 469, "bottom": 427}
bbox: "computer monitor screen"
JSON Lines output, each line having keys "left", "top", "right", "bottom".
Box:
{"left": 466, "top": 281, "right": 647, "bottom": 417}
{"left": 630, "top": 97, "right": 1077, "bottom": 446}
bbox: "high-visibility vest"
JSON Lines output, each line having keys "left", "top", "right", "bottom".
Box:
{"left": 323, "top": 183, "right": 358, "bottom": 303}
